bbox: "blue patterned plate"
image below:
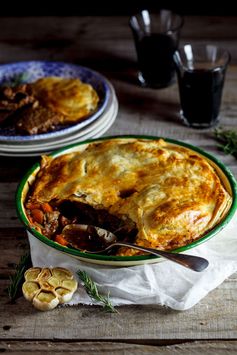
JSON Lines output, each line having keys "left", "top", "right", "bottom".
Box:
{"left": 0, "top": 61, "right": 110, "bottom": 142}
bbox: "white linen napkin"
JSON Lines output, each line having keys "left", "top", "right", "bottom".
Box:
{"left": 28, "top": 212, "right": 237, "bottom": 311}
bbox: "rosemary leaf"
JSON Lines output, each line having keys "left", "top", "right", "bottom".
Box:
{"left": 77, "top": 270, "right": 117, "bottom": 313}
{"left": 8, "top": 252, "right": 31, "bottom": 302}
{"left": 214, "top": 128, "right": 237, "bottom": 157}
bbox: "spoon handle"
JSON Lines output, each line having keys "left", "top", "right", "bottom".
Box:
{"left": 111, "top": 242, "right": 209, "bottom": 272}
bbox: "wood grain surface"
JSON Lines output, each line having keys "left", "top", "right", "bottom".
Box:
{"left": 0, "top": 15, "right": 237, "bottom": 354}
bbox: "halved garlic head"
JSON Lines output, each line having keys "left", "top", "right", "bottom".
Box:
{"left": 22, "top": 267, "right": 78, "bottom": 311}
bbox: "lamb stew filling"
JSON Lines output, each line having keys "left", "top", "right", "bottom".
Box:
{"left": 26, "top": 200, "right": 138, "bottom": 254}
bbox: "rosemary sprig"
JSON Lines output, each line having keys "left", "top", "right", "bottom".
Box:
{"left": 214, "top": 128, "right": 237, "bottom": 156}
{"left": 8, "top": 252, "right": 31, "bottom": 302}
{"left": 77, "top": 270, "right": 117, "bottom": 313}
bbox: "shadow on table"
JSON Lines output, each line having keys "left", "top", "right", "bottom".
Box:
{"left": 117, "top": 89, "right": 181, "bottom": 124}
{"left": 71, "top": 48, "right": 184, "bottom": 126}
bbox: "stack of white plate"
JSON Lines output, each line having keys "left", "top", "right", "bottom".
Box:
{"left": 0, "top": 61, "right": 118, "bottom": 157}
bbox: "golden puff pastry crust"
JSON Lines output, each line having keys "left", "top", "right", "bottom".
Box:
{"left": 32, "top": 77, "right": 99, "bottom": 123}
{"left": 27, "top": 138, "right": 232, "bottom": 255}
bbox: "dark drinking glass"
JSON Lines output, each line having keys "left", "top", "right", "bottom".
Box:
{"left": 174, "top": 44, "right": 230, "bottom": 128}
{"left": 130, "top": 10, "right": 183, "bottom": 89}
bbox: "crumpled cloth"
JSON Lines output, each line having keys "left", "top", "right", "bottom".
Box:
{"left": 28, "top": 212, "right": 237, "bottom": 311}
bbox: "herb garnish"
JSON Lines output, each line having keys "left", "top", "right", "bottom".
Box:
{"left": 77, "top": 270, "right": 117, "bottom": 313}
{"left": 3, "top": 73, "right": 30, "bottom": 87}
{"left": 8, "top": 252, "right": 31, "bottom": 302}
{"left": 8, "top": 256, "right": 117, "bottom": 312}
{"left": 214, "top": 128, "right": 237, "bottom": 157}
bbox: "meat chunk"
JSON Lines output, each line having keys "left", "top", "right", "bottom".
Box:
{"left": 0, "top": 109, "right": 13, "bottom": 124}
{"left": 0, "top": 84, "right": 36, "bottom": 126}
{"left": 16, "top": 105, "right": 65, "bottom": 135}
{"left": 0, "top": 84, "right": 35, "bottom": 111}
{"left": 43, "top": 210, "right": 60, "bottom": 238}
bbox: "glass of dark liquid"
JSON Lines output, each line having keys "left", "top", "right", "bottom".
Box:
{"left": 129, "top": 9, "right": 183, "bottom": 88}
{"left": 174, "top": 44, "right": 230, "bottom": 128}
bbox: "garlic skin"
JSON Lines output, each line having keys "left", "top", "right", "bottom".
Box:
{"left": 22, "top": 267, "right": 78, "bottom": 311}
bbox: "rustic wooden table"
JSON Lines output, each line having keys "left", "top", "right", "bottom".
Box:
{"left": 1, "top": 16, "right": 237, "bottom": 354}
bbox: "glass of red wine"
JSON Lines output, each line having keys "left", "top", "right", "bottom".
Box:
{"left": 174, "top": 44, "right": 230, "bottom": 129}
{"left": 130, "top": 9, "right": 183, "bottom": 89}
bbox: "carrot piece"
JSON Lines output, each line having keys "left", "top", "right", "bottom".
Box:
{"left": 31, "top": 209, "right": 44, "bottom": 225}
{"left": 42, "top": 203, "right": 53, "bottom": 213}
{"left": 26, "top": 202, "right": 41, "bottom": 210}
{"left": 34, "top": 225, "right": 42, "bottom": 233}
{"left": 55, "top": 234, "right": 68, "bottom": 246}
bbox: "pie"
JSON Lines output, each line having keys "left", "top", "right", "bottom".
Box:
{"left": 25, "top": 138, "right": 232, "bottom": 256}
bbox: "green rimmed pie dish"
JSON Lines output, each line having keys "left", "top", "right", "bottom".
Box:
{"left": 16, "top": 135, "right": 237, "bottom": 266}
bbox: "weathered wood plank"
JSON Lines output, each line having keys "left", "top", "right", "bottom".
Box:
{"left": 1, "top": 340, "right": 237, "bottom": 354}
{"left": 0, "top": 228, "right": 28, "bottom": 278}
{"left": 0, "top": 183, "right": 22, "bottom": 228}
{"left": 1, "top": 273, "right": 237, "bottom": 340}
{"left": 0, "top": 17, "right": 237, "bottom": 43}
{"left": 0, "top": 157, "right": 38, "bottom": 182}
{"left": 0, "top": 16, "right": 237, "bottom": 65}
{"left": 0, "top": 15, "right": 237, "bottom": 347}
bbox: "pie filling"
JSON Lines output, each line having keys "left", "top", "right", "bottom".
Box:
{"left": 26, "top": 199, "right": 138, "bottom": 253}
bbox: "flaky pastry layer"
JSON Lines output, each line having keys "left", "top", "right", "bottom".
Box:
{"left": 27, "top": 138, "right": 232, "bottom": 255}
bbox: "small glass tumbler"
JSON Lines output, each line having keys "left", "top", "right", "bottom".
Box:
{"left": 129, "top": 9, "right": 183, "bottom": 88}
{"left": 174, "top": 44, "right": 230, "bottom": 128}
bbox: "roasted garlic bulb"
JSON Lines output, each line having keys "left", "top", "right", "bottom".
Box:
{"left": 22, "top": 267, "right": 78, "bottom": 311}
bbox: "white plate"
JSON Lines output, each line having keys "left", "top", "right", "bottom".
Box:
{"left": 0, "top": 97, "right": 118, "bottom": 157}
{"left": 0, "top": 73, "right": 118, "bottom": 154}
{"left": 0, "top": 61, "right": 111, "bottom": 143}
{"left": 0, "top": 91, "right": 117, "bottom": 152}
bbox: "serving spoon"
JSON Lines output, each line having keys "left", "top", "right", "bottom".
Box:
{"left": 62, "top": 224, "right": 209, "bottom": 272}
